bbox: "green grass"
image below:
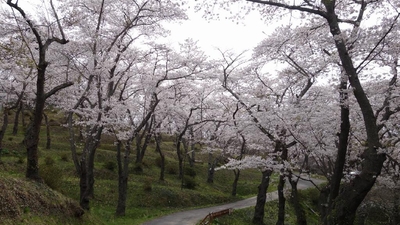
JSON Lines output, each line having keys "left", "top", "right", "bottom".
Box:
{"left": 209, "top": 187, "right": 321, "bottom": 225}
{"left": 0, "top": 109, "right": 264, "bottom": 224}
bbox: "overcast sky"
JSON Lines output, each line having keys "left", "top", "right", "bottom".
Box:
{"left": 164, "top": 8, "right": 273, "bottom": 57}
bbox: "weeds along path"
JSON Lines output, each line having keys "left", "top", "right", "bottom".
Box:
{"left": 141, "top": 177, "right": 324, "bottom": 225}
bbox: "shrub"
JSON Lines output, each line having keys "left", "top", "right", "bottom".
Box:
{"left": 40, "top": 164, "right": 63, "bottom": 191}
{"left": 143, "top": 178, "right": 153, "bottom": 192}
{"left": 133, "top": 163, "right": 143, "bottom": 174}
{"left": 60, "top": 153, "right": 69, "bottom": 162}
{"left": 182, "top": 176, "right": 197, "bottom": 189}
{"left": 166, "top": 164, "right": 177, "bottom": 175}
{"left": 184, "top": 167, "right": 197, "bottom": 177}
{"left": 103, "top": 161, "right": 117, "bottom": 172}
{"left": 44, "top": 156, "right": 55, "bottom": 166}
{"left": 1, "top": 149, "right": 9, "bottom": 155}
{"left": 16, "top": 157, "right": 24, "bottom": 164}
{"left": 155, "top": 156, "right": 163, "bottom": 168}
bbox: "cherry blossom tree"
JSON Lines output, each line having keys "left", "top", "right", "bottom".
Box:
{"left": 199, "top": 0, "right": 400, "bottom": 224}
{"left": 52, "top": 0, "right": 187, "bottom": 210}
{"left": 3, "top": 0, "right": 73, "bottom": 181}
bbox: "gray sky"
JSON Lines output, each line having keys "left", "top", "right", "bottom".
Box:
{"left": 164, "top": 8, "right": 272, "bottom": 57}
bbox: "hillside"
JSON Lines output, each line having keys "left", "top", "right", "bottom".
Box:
{"left": 0, "top": 176, "right": 85, "bottom": 225}
{"left": 0, "top": 111, "right": 263, "bottom": 225}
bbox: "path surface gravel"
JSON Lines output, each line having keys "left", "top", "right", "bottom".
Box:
{"left": 141, "top": 177, "right": 322, "bottom": 225}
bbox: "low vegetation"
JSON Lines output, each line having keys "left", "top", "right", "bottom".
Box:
{"left": 0, "top": 113, "right": 265, "bottom": 225}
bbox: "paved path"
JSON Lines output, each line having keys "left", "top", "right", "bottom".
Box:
{"left": 142, "top": 178, "right": 322, "bottom": 225}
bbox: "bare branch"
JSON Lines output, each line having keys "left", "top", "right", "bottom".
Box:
{"left": 45, "top": 81, "right": 74, "bottom": 99}
{"left": 356, "top": 13, "right": 400, "bottom": 73}
{"left": 246, "top": 0, "right": 327, "bottom": 18}
{"left": 50, "top": 0, "right": 67, "bottom": 41}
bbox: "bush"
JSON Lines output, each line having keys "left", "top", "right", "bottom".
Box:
{"left": 155, "top": 156, "right": 163, "bottom": 168}
{"left": 143, "top": 178, "right": 153, "bottom": 192}
{"left": 40, "top": 164, "right": 63, "bottom": 191}
{"left": 16, "top": 157, "right": 24, "bottom": 164}
{"left": 184, "top": 167, "right": 197, "bottom": 177}
{"left": 60, "top": 153, "right": 69, "bottom": 162}
{"left": 166, "top": 164, "right": 177, "bottom": 175}
{"left": 133, "top": 163, "right": 144, "bottom": 174}
{"left": 1, "top": 149, "right": 9, "bottom": 156}
{"left": 103, "top": 161, "right": 117, "bottom": 172}
{"left": 182, "top": 176, "right": 197, "bottom": 189}
{"left": 44, "top": 156, "right": 55, "bottom": 166}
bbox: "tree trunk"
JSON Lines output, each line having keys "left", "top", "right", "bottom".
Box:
{"left": 116, "top": 140, "right": 131, "bottom": 216}
{"left": 21, "top": 103, "right": 26, "bottom": 128}
{"left": 79, "top": 159, "right": 89, "bottom": 210}
{"left": 79, "top": 125, "right": 103, "bottom": 210}
{"left": 288, "top": 175, "right": 307, "bottom": 225}
{"left": 135, "top": 132, "right": 144, "bottom": 164}
{"left": 323, "top": 8, "right": 386, "bottom": 224}
{"left": 115, "top": 141, "right": 125, "bottom": 216}
{"left": 67, "top": 112, "right": 81, "bottom": 175}
{"left": 276, "top": 174, "right": 286, "bottom": 225}
{"left": 188, "top": 127, "right": 195, "bottom": 167}
{"left": 207, "top": 152, "right": 215, "bottom": 183}
{"left": 25, "top": 92, "right": 45, "bottom": 181}
{"left": 154, "top": 133, "right": 165, "bottom": 181}
{"left": 252, "top": 169, "right": 273, "bottom": 225}
{"left": 176, "top": 136, "right": 184, "bottom": 180}
{"left": 12, "top": 101, "right": 22, "bottom": 135}
{"left": 324, "top": 71, "right": 350, "bottom": 222}
{"left": 0, "top": 108, "right": 10, "bottom": 162}
{"left": 6, "top": 1, "right": 69, "bottom": 181}
{"left": 232, "top": 169, "right": 240, "bottom": 196}
{"left": 392, "top": 190, "right": 400, "bottom": 225}
{"left": 135, "top": 117, "right": 153, "bottom": 164}
{"left": 43, "top": 113, "right": 51, "bottom": 149}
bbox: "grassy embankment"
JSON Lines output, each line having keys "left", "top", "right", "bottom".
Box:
{"left": 0, "top": 109, "right": 268, "bottom": 225}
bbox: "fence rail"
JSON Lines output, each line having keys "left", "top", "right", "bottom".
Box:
{"left": 199, "top": 208, "right": 233, "bottom": 225}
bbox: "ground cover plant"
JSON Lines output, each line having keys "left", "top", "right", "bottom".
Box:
{"left": 0, "top": 110, "right": 264, "bottom": 224}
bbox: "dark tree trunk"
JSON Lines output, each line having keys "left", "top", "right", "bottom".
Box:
{"left": 288, "top": 175, "right": 307, "bottom": 225}
{"left": 21, "top": 103, "right": 26, "bottom": 128}
{"left": 188, "top": 127, "right": 195, "bottom": 167}
{"left": 232, "top": 131, "right": 246, "bottom": 196}
{"left": 154, "top": 133, "right": 165, "bottom": 181}
{"left": 0, "top": 108, "right": 10, "bottom": 161}
{"left": 43, "top": 113, "right": 51, "bottom": 149}
{"left": 323, "top": 7, "right": 386, "bottom": 224}
{"left": 6, "top": 0, "right": 69, "bottom": 181}
{"left": 318, "top": 185, "right": 330, "bottom": 220}
{"left": 232, "top": 169, "right": 240, "bottom": 196}
{"left": 276, "top": 174, "right": 286, "bottom": 225}
{"left": 392, "top": 191, "right": 400, "bottom": 225}
{"left": 252, "top": 169, "right": 273, "bottom": 225}
{"left": 12, "top": 101, "right": 22, "bottom": 135}
{"left": 176, "top": 136, "right": 184, "bottom": 180}
{"left": 25, "top": 92, "right": 45, "bottom": 181}
{"left": 275, "top": 138, "right": 289, "bottom": 225}
{"left": 115, "top": 140, "right": 131, "bottom": 216}
{"left": 79, "top": 159, "right": 89, "bottom": 210}
{"left": 68, "top": 112, "right": 81, "bottom": 175}
{"left": 322, "top": 71, "right": 350, "bottom": 223}
{"left": 79, "top": 125, "right": 103, "bottom": 210}
{"left": 135, "top": 117, "right": 153, "bottom": 164}
{"left": 115, "top": 101, "right": 158, "bottom": 215}
{"left": 207, "top": 153, "right": 215, "bottom": 183}
{"left": 135, "top": 132, "right": 144, "bottom": 164}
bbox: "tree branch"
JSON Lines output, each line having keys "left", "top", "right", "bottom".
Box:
{"left": 246, "top": 0, "right": 327, "bottom": 18}
{"left": 45, "top": 81, "right": 74, "bottom": 99}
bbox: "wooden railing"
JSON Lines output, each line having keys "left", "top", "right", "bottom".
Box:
{"left": 199, "top": 208, "right": 233, "bottom": 225}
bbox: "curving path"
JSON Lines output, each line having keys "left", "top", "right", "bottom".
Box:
{"left": 141, "top": 178, "right": 323, "bottom": 225}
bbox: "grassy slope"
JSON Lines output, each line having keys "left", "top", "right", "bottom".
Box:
{"left": 0, "top": 110, "right": 266, "bottom": 225}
